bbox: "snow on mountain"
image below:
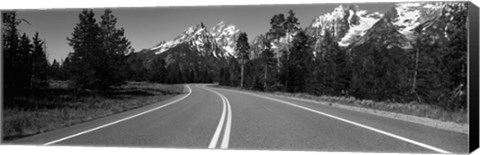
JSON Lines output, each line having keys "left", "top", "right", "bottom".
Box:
{"left": 150, "top": 21, "right": 240, "bottom": 57}
{"left": 339, "top": 10, "right": 383, "bottom": 46}
{"left": 346, "top": 2, "right": 468, "bottom": 50}
{"left": 311, "top": 5, "right": 352, "bottom": 28}
{"left": 306, "top": 2, "right": 461, "bottom": 50}
{"left": 389, "top": 2, "right": 444, "bottom": 41}
{"left": 147, "top": 1, "right": 466, "bottom": 60}
{"left": 307, "top": 4, "right": 383, "bottom": 47}
{"left": 210, "top": 21, "right": 241, "bottom": 56}
{"left": 391, "top": 2, "right": 423, "bottom": 36}
{"left": 151, "top": 23, "right": 209, "bottom": 54}
{"left": 352, "top": 14, "right": 412, "bottom": 50}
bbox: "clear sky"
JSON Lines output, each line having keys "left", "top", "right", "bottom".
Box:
{"left": 14, "top": 2, "right": 394, "bottom": 63}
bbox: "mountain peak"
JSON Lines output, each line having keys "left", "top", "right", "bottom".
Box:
{"left": 211, "top": 21, "right": 241, "bottom": 56}
{"left": 311, "top": 4, "right": 354, "bottom": 28}
{"left": 150, "top": 21, "right": 240, "bottom": 57}
{"left": 151, "top": 22, "right": 210, "bottom": 54}
{"left": 383, "top": 2, "right": 446, "bottom": 41}
{"left": 307, "top": 4, "right": 383, "bottom": 47}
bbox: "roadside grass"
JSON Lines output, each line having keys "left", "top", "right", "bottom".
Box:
{"left": 2, "top": 81, "right": 184, "bottom": 141}
{"left": 212, "top": 85, "right": 467, "bottom": 124}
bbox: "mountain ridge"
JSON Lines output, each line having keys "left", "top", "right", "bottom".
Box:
{"left": 149, "top": 21, "right": 240, "bottom": 57}
{"left": 132, "top": 2, "right": 467, "bottom": 69}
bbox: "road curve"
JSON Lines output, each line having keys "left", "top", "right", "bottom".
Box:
{"left": 7, "top": 84, "right": 468, "bottom": 153}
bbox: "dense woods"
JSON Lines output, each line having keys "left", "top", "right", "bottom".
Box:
{"left": 3, "top": 12, "right": 50, "bottom": 94}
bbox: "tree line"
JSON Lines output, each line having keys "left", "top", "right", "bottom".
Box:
{"left": 218, "top": 7, "right": 467, "bottom": 111}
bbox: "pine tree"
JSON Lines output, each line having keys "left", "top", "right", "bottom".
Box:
{"left": 62, "top": 55, "right": 73, "bottom": 80}
{"left": 31, "top": 32, "right": 49, "bottom": 88}
{"left": 333, "top": 48, "right": 350, "bottom": 96}
{"left": 50, "top": 59, "right": 61, "bottom": 80}
{"left": 283, "top": 10, "right": 300, "bottom": 36}
{"left": 236, "top": 32, "right": 250, "bottom": 88}
{"left": 269, "top": 14, "right": 286, "bottom": 40}
{"left": 283, "top": 10, "right": 300, "bottom": 53}
{"left": 267, "top": 13, "right": 287, "bottom": 88}
{"left": 285, "top": 30, "right": 313, "bottom": 92}
{"left": 259, "top": 34, "right": 275, "bottom": 90}
{"left": 67, "top": 9, "right": 103, "bottom": 89}
{"left": 3, "top": 12, "right": 22, "bottom": 93}
{"left": 319, "top": 30, "right": 340, "bottom": 95}
{"left": 283, "top": 10, "right": 301, "bottom": 91}
{"left": 100, "top": 9, "right": 132, "bottom": 86}
{"left": 18, "top": 33, "right": 33, "bottom": 90}
{"left": 228, "top": 57, "right": 240, "bottom": 86}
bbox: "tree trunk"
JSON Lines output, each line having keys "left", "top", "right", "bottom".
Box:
{"left": 412, "top": 47, "right": 419, "bottom": 92}
{"left": 264, "top": 64, "right": 268, "bottom": 90}
{"left": 241, "top": 61, "right": 245, "bottom": 88}
{"left": 29, "top": 57, "right": 36, "bottom": 90}
{"left": 412, "top": 46, "right": 421, "bottom": 103}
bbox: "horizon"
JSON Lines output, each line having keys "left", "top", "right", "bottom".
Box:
{"left": 13, "top": 3, "right": 394, "bottom": 63}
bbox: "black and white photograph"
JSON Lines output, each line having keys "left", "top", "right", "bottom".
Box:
{"left": 1, "top": 0, "right": 478, "bottom": 154}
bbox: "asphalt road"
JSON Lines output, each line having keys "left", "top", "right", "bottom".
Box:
{"left": 8, "top": 84, "right": 469, "bottom": 153}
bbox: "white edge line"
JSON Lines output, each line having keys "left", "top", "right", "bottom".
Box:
{"left": 219, "top": 88, "right": 452, "bottom": 154}
{"left": 43, "top": 85, "right": 192, "bottom": 146}
{"left": 208, "top": 89, "right": 227, "bottom": 149}
{"left": 220, "top": 94, "right": 232, "bottom": 149}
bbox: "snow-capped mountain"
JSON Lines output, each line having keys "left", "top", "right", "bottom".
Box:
{"left": 136, "top": 1, "right": 467, "bottom": 70}
{"left": 386, "top": 2, "right": 445, "bottom": 41}
{"left": 149, "top": 21, "right": 240, "bottom": 57}
{"left": 306, "top": 4, "right": 383, "bottom": 47}
{"left": 348, "top": 2, "right": 467, "bottom": 49}
{"left": 150, "top": 22, "right": 214, "bottom": 55}
{"left": 211, "top": 21, "right": 241, "bottom": 56}
{"left": 351, "top": 13, "right": 412, "bottom": 49}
